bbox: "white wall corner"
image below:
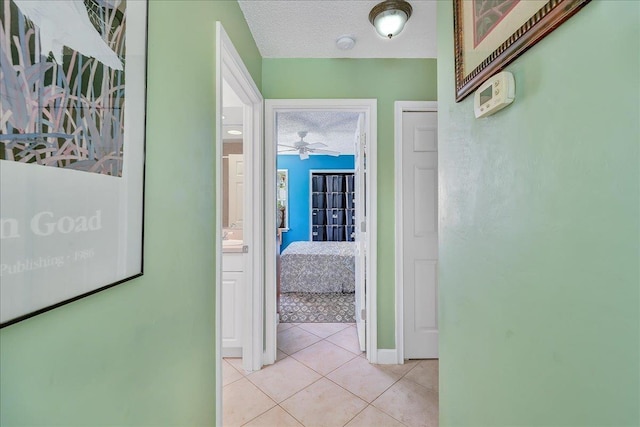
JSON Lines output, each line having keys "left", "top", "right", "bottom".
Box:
{"left": 376, "top": 349, "right": 399, "bottom": 365}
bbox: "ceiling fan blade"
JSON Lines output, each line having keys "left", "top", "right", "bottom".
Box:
{"left": 299, "top": 150, "right": 309, "bottom": 160}
{"left": 311, "top": 148, "right": 340, "bottom": 157}
{"left": 278, "top": 148, "right": 298, "bottom": 153}
{"left": 277, "top": 144, "right": 297, "bottom": 149}
{"left": 306, "top": 142, "right": 327, "bottom": 149}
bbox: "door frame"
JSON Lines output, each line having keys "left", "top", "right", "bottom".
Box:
{"left": 215, "top": 22, "right": 264, "bottom": 426}
{"left": 394, "top": 101, "right": 437, "bottom": 363}
{"left": 264, "top": 99, "right": 378, "bottom": 364}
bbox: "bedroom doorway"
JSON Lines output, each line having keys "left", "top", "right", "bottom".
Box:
{"left": 264, "top": 99, "right": 378, "bottom": 365}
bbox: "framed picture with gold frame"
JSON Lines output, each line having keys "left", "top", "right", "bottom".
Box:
{"left": 453, "top": 0, "right": 591, "bottom": 102}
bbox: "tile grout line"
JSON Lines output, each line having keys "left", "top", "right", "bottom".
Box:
{"left": 221, "top": 359, "right": 247, "bottom": 388}
{"left": 312, "top": 340, "right": 430, "bottom": 425}
{"left": 399, "top": 360, "right": 440, "bottom": 393}
{"left": 341, "top": 403, "right": 412, "bottom": 427}
{"left": 288, "top": 322, "right": 354, "bottom": 340}
{"left": 275, "top": 375, "right": 329, "bottom": 427}
{"left": 275, "top": 329, "right": 367, "bottom": 426}
{"left": 320, "top": 368, "right": 411, "bottom": 427}
{"left": 307, "top": 334, "right": 372, "bottom": 425}
{"left": 230, "top": 323, "right": 436, "bottom": 427}
{"left": 276, "top": 402, "right": 306, "bottom": 427}
{"left": 277, "top": 323, "right": 358, "bottom": 356}
{"left": 287, "top": 339, "right": 361, "bottom": 376}
{"left": 340, "top": 403, "right": 369, "bottom": 427}
{"left": 238, "top": 395, "right": 278, "bottom": 427}
{"left": 226, "top": 377, "right": 278, "bottom": 427}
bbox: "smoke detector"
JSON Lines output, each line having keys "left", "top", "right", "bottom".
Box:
{"left": 336, "top": 35, "right": 356, "bottom": 50}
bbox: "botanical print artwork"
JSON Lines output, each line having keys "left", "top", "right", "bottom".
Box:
{"left": 473, "top": 0, "right": 520, "bottom": 47}
{"left": 0, "top": 0, "right": 126, "bottom": 176}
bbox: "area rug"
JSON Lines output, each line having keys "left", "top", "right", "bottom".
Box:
{"left": 279, "top": 292, "right": 355, "bottom": 323}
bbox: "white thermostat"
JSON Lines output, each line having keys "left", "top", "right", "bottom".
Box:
{"left": 474, "top": 71, "right": 515, "bottom": 118}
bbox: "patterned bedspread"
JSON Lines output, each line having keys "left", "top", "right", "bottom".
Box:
{"left": 280, "top": 241, "right": 355, "bottom": 293}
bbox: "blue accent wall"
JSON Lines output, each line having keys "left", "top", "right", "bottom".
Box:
{"left": 277, "top": 155, "right": 355, "bottom": 249}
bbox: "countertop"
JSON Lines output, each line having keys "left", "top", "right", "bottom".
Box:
{"left": 222, "top": 240, "right": 244, "bottom": 253}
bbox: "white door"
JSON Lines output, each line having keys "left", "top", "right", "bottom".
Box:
{"left": 354, "top": 113, "right": 366, "bottom": 352}
{"left": 402, "top": 111, "right": 438, "bottom": 359}
{"left": 228, "top": 154, "right": 244, "bottom": 228}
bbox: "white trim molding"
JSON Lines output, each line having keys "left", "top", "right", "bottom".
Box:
{"left": 394, "top": 101, "right": 437, "bottom": 364}
{"left": 377, "top": 349, "right": 399, "bottom": 365}
{"left": 265, "top": 99, "right": 377, "bottom": 364}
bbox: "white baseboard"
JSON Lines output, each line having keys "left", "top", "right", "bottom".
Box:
{"left": 376, "top": 349, "right": 399, "bottom": 365}
{"left": 222, "top": 347, "right": 242, "bottom": 358}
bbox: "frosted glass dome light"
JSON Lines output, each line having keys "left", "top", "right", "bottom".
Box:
{"left": 369, "top": 0, "right": 413, "bottom": 39}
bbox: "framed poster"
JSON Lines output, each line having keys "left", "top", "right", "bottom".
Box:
{"left": 453, "top": 0, "right": 591, "bottom": 101}
{"left": 0, "top": 0, "right": 148, "bottom": 327}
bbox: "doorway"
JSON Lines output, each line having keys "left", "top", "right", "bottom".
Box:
{"left": 215, "top": 22, "right": 263, "bottom": 427}
{"left": 264, "top": 99, "right": 378, "bottom": 365}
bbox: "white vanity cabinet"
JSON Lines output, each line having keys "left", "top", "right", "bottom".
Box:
{"left": 222, "top": 252, "right": 243, "bottom": 357}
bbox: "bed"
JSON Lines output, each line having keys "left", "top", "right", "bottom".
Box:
{"left": 280, "top": 241, "right": 355, "bottom": 293}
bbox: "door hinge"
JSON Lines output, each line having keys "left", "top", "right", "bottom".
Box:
{"left": 360, "top": 308, "right": 366, "bottom": 321}
{"left": 360, "top": 221, "right": 366, "bottom": 233}
{"left": 242, "top": 245, "right": 249, "bottom": 253}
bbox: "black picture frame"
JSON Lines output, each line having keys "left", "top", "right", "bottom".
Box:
{"left": 0, "top": 0, "right": 149, "bottom": 327}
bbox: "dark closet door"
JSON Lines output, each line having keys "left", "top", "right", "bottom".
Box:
{"left": 310, "top": 172, "right": 354, "bottom": 242}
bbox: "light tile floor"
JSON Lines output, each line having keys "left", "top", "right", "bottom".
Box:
{"left": 223, "top": 323, "right": 438, "bottom": 427}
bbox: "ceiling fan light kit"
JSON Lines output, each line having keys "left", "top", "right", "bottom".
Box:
{"left": 369, "top": 0, "right": 413, "bottom": 39}
{"left": 278, "top": 131, "right": 341, "bottom": 160}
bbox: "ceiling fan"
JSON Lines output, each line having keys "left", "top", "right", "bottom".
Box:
{"left": 278, "top": 131, "right": 340, "bottom": 160}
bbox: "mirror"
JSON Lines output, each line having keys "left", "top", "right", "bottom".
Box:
{"left": 277, "top": 169, "right": 288, "bottom": 229}
{"left": 222, "top": 79, "right": 244, "bottom": 236}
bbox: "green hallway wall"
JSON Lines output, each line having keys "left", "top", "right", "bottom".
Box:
{"left": 262, "top": 58, "right": 437, "bottom": 348}
{"left": 437, "top": 1, "right": 639, "bottom": 426}
{"left": 0, "top": 1, "right": 261, "bottom": 425}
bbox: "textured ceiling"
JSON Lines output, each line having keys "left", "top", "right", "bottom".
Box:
{"left": 238, "top": 0, "right": 437, "bottom": 59}
{"left": 228, "top": 1, "right": 436, "bottom": 152}
{"left": 277, "top": 111, "right": 360, "bottom": 155}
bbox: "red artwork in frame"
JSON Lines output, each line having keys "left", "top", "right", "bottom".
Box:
{"left": 473, "top": 0, "right": 520, "bottom": 47}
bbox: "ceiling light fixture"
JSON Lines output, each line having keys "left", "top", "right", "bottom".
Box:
{"left": 368, "top": 0, "right": 413, "bottom": 39}
{"left": 227, "top": 130, "right": 242, "bottom": 135}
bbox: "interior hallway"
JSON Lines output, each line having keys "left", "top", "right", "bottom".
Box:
{"left": 223, "top": 323, "right": 438, "bottom": 427}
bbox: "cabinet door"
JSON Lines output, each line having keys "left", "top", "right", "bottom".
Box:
{"left": 222, "top": 271, "right": 243, "bottom": 357}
